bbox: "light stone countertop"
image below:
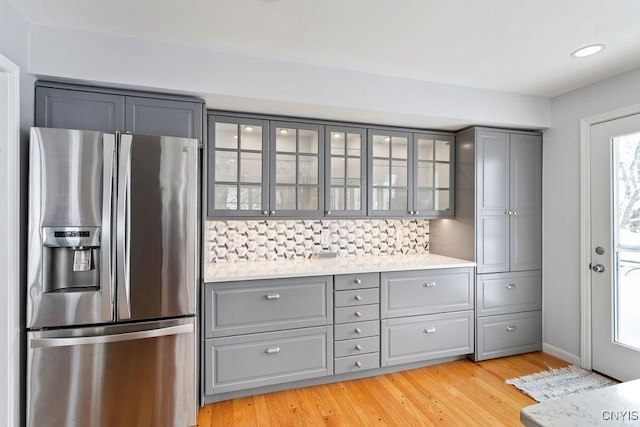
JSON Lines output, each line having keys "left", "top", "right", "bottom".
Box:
{"left": 204, "top": 253, "right": 475, "bottom": 282}
{"left": 521, "top": 379, "right": 640, "bottom": 426}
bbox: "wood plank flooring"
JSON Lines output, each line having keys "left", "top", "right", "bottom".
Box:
{"left": 197, "top": 352, "right": 569, "bottom": 426}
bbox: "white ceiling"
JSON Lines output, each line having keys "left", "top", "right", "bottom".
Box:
{"left": 9, "top": 0, "right": 640, "bottom": 98}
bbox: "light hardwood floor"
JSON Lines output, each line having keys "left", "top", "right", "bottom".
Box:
{"left": 197, "top": 352, "right": 569, "bottom": 426}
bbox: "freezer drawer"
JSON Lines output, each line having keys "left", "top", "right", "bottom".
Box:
{"left": 27, "top": 317, "right": 196, "bottom": 427}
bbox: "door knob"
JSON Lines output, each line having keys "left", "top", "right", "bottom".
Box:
{"left": 592, "top": 264, "right": 605, "bottom": 273}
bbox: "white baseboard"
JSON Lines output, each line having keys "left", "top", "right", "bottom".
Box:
{"left": 543, "top": 343, "right": 581, "bottom": 366}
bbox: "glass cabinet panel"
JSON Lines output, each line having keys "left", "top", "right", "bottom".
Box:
{"left": 325, "top": 126, "right": 366, "bottom": 216}
{"left": 414, "top": 133, "right": 454, "bottom": 216}
{"left": 208, "top": 116, "right": 268, "bottom": 216}
{"left": 271, "top": 121, "right": 324, "bottom": 215}
{"left": 369, "top": 130, "right": 411, "bottom": 215}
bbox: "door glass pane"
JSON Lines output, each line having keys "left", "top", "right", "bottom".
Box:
{"left": 435, "top": 140, "right": 451, "bottom": 161}
{"left": 239, "top": 185, "right": 262, "bottom": 210}
{"left": 214, "top": 184, "right": 237, "bottom": 210}
{"left": 435, "top": 190, "right": 450, "bottom": 211}
{"left": 372, "top": 159, "right": 389, "bottom": 186}
{"left": 614, "top": 132, "right": 640, "bottom": 350}
{"left": 331, "top": 132, "right": 345, "bottom": 156}
{"left": 275, "top": 186, "right": 296, "bottom": 210}
{"left": 275, "top": 154, "right": 296, "bottom": 184}
{"left": 239, "top": 152, "right": 261, "bottom": 183}
{"left": 276, "top": 128, "right": 296, "bottom": 152}
{"left": 298, "top": 156, "right": 318, "bottom": 184}
{"left": 417, "top": 138, "right": 434, "bottom": 160}
{"left": 346, "top": 158, "right": 361, "bottom": 185}
{"left": 299, "top": 129, "right": 318, "bottom": 153}
{"left": 215, "top": 123, "right": 238, "bottom": 149}
{"left": 416, "top": 189, "right": 434, "bottom": 211}
{"left": 346, "top": 188, "right": 361, "bottom": 210}
{"left": 390, "top": 189, "right": 408, "bottom": 210}
{"left": 391, "top": 160, "right": 408, "bottom": 187}
{"left": 240, "top": 125, "right": 262, "bottom": 150}
{"left": 298, "top": 187, "right": 318, "bottom": 210}
{"left": 417, "top": 162, "right": 434, "bottom": 187}
{"left": 330, "top": 188, "right": 345, "bottom": 210}
{"left": 372, "top": 188, "right": 390, "bottom": 210}
{"left": 391, "top": 137, "right": 408, "bottom": 159}
{"left": 435, "top": 163, "right": 450, "bottom": 188}
{"left": 346, "top": 134, "right": 361, "bottom": 156}
{"left": 372, "top": 135, "right": 390, "bottom": 157}
{"left": 214, "top": 151, "right": 237, "bottom": 182}
{"left": 331, "top": 157, "right": 346, "bottom": 186}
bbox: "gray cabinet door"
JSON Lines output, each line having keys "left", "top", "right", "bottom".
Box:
{"left": 35, "top": 87, "right": 125, "bottom": 132}
{"left": 476, "top": 130, "right": 510, "bottom": 273}
{"left": 125, "top": 96, "right": 203, "bottom": 140}
{"left": 509, "top": 133, "right": 542, "bottom": 271}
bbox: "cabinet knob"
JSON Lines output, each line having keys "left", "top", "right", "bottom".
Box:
{"left": 326, "top": 210, "right": 332, "bottom": 216}
{"left": 262, "top": 210, "right": 269, "bottom": 216}
{"left": 424, "top": 282, "right": 437, "bottom": 288}
{"left": 270, "top": 210, "right": 276, "bottom": 215}
{"left": 354, "top": 361, "right": 362, "bottom": 368}
{"left": 506, "top": 326, "right": 517, "bottom": 332}
{"left": 505, "top": 210, "right": 512, "bottom": 216}
{"left": 506, "top": 284, "right": 516, "bottom": 289}
{"left": 424, "top": 327, "right": 437, "bottom": 334}
{"left": 354, "top": 311, "right": 362, "bottom": 318}
{"left": 265, "top": 293, "right": 280, "bottom": 300}
{"left": 354, "top": 328, "right": 362, "bottom": 334}
{"left": 264, "top": 347, "right": 280, "bottom": 354}
{"left": 414, "top": 211, "right": 420, "bottom": 215}
{"left": 355, "top": 345, "right": 362, "bottom": 351}
{"left": 354, "top": 295, "right": 362, "bottom": 301}
{"left": 512, "top": 211, "right": 517, "bottom": 215}
{"left": 409, "top": 210, "right": 415, "bottom": 215}
{"left": 354, "top": 278, "right": 362, "bottom": 284}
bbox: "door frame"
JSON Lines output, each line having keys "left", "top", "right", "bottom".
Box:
{"left": 579, "top": 103, "right": 640, "bottom": 370}
{"left": 0, "top": 52, "right": 20, "bottom": 427}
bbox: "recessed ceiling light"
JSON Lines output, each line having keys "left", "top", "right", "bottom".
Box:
{"left": 244, "top": 126, "right": 253, "bottom": 132}
{"left": 571, "top": 44, "right": 604, "bottom": 58}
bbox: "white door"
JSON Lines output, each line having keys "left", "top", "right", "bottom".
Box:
{"left": 591, "top": 113, "right": 640, "bottom": 381}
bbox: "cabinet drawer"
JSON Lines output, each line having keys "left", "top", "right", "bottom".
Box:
{"left": 205, "top": 326, "right": 332, "bottom": 395}
{"left": 334, "top": 320, "right": 379, "bottom": 341}
{"left": 334, "top": 288, "right": 379, "bottom": 308}
{"left": 204, "top": 276, "right": 332, "bottom": 338}
{"left": 475, "top": 311, "right": 542, "bottom": 361}
{"left": 334, "top": 304, "right": 379, "bottom": 324}
{"left": 334, "top": 336, "right": 380, "bottom": 358}
{"left": 334, "top": 273, "right": 379, "bottom": 290}
{"left": 381, "top": 311, "right": 473, "bottom": 367}
{"left": 477, "top": 271, "right": 541, "bottom": 316}
{"left": 381, "top": 268, "right": 473, "bottom": 318}
{"left": 334, "top": 353, "right": 380, "bottom": 375}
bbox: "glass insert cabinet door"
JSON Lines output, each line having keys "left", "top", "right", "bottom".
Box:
{"left": 368, "top": 129, "right": 411, "bottom": 216}
{"left": 207, "top": 115, "right": 269, "bottom": 217}
{"left": 414, "top": 133, "right": 454, "bottom": 216}
{"left": 325, "top": 125, "right": 366, "bottom": 216}
{"left": 270, "top": 121, "right": 324, "bottom": 217}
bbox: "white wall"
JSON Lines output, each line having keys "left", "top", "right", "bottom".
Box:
{"left": 28, "top": 25, "right": 550, "bottom": 131}
{"left": 544, "top": 67, "right": 640, "bottom": 360}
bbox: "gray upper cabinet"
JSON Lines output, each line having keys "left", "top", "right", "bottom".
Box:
{"left": 368, "top": 129, "right": 454, "bottom": 218}
{"left": 35, "top": 82, "right": 204, "bottom": 141}
{"left": 325, "top": 125, "right": 367, "bottom": 217}
{"left": 207, "top": 115, "right": 269, "bottom": 217}
{"left": 476, "top": 129, "right": 541, "bottom": 273}
{"left": 270, "top": 121, "right": 325, "bottom": 217}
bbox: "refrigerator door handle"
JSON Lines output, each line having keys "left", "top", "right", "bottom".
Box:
{"left": 102, "top": 134, "right": 116, "bottom": 321}
{"left": 116, "top": 133, "right": 133, "bottom": 320}
{"left": 30, "top": 323, "right": 194, "bottom": 349}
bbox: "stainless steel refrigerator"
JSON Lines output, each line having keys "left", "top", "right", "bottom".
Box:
{"left": 26, "top": 127, "right": 199, "bottom": 427}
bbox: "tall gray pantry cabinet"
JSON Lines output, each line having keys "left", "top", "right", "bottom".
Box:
{"left": 430, "top": 127, "right": 542, "bottom": 361}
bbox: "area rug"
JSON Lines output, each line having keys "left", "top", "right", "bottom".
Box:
{"left": 505, "top": 365, "right": 618, "bottom": 402}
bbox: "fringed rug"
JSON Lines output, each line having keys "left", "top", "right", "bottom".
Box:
{"left": 505, "top": 365, "right": 618, "bottom": 402}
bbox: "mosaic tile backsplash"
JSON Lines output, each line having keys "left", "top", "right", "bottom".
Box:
{"left": 206, "top": 219, "right": 429, "bottom": 263}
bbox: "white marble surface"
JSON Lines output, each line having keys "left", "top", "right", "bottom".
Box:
{"left": 204, "top": 253, "right": 475, "bottom": 282}
{"left": 521, "top": 379, "right": 640, "bottom": 426}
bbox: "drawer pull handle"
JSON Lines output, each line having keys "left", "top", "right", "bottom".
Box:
{"left": 355, "top": 311, "right": 362, "bottom": 317}
{"left": 506, "top": 284, "right": 516, "bottom": 289}
{"left": 354, "top": 328, "right": 362, "bottom": 334}
{"left": 424, "top": 282, "right": 437, "bottom": 288}
{"left": 354, "top": 295, "right": 362, "bottom": 301}
{"left": 424, "top": 327, "right": 437, "bottom": 334}
{"left": 354, "top": 361, "right": 362, "bottom": 368}
{"left": 355, "top": 345, "right": 362, "bottom": 351}
{"left": 265, "top": 293, "right": 280, "bottom": 300}
{"left": 506, "top": 326, "right": 517, "bottom": 332}
{"left": 354, "top": 278, "right": 362, "bottom": 284}
{"left": 265, "top": 347, "right": 280, "bottom": 354}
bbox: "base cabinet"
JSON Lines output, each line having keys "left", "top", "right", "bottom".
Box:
{"left": 475, "top": 311, "right": 542, "bottom": 361}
